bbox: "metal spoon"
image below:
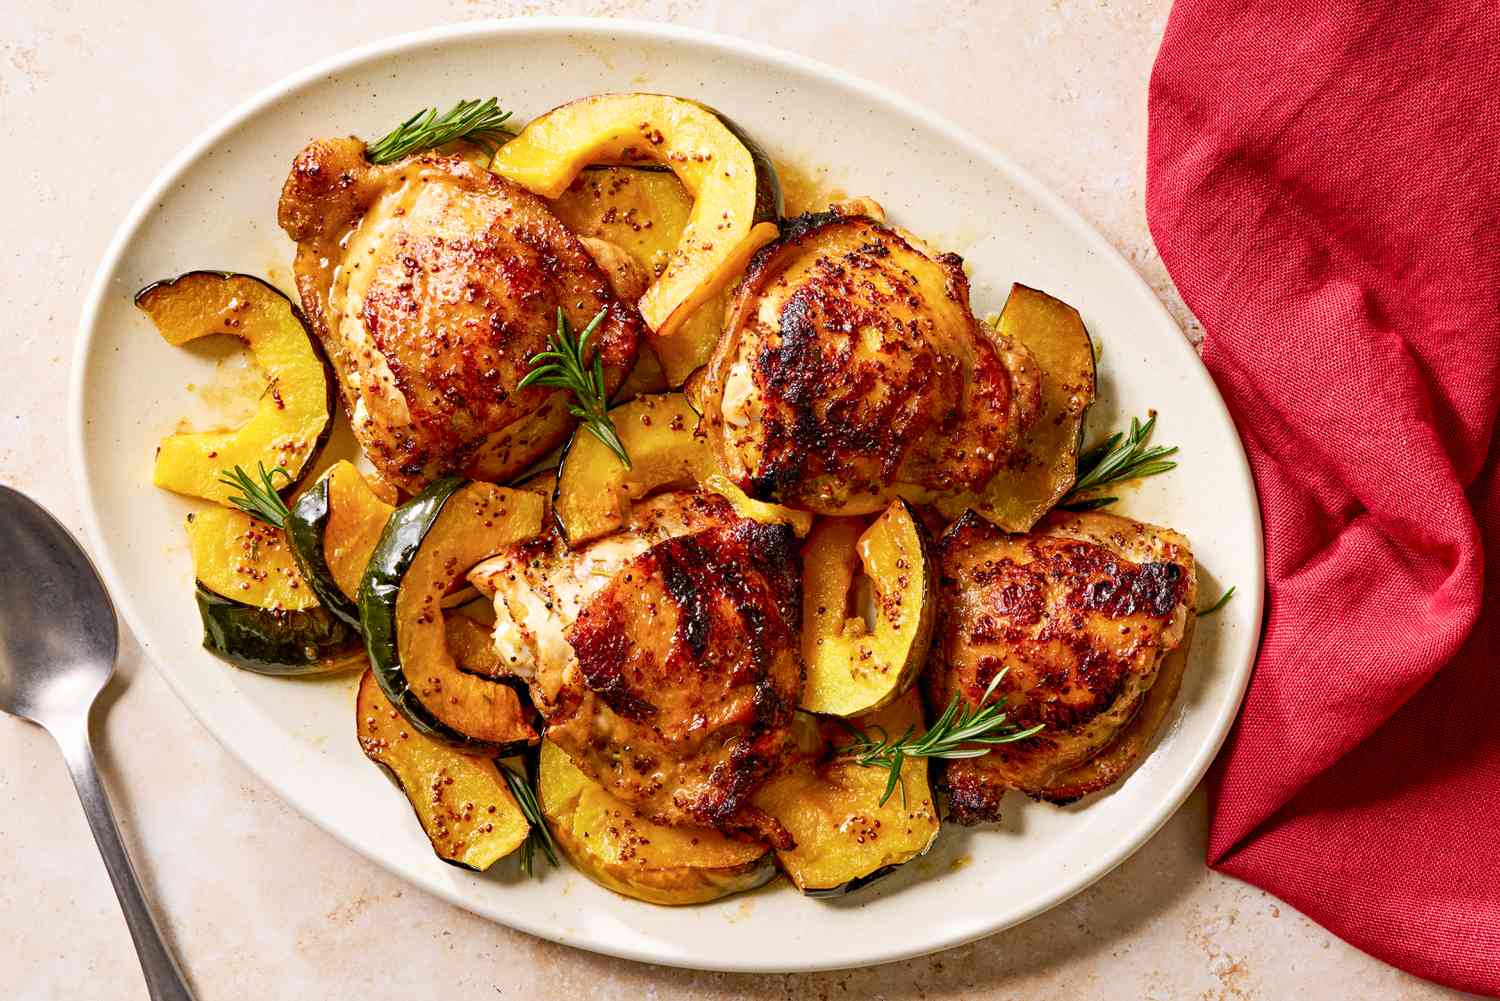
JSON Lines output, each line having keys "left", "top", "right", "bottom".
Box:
{"left": 0, "top": 485, "right": 195, "bottom": 1001}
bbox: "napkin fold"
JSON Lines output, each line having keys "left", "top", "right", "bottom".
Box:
{"left": 1146, "top": 1, "right": 1500, "bottom": 994}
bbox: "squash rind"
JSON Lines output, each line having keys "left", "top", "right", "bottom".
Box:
{"left": 799, "top": 499, "right": 936, "bottom": 717}
{"left": 356, "top": 670, "right": 529, "bottom": 871}
{"left": 754, "top": 690, "right": 941, "bottom": 895}
{"left": 286, "top": 460, "right": 394, "bottom": 628}
{"left": 537, "top": 739, "right": 775, "bottom": 905}
{"left": 359, "top": 477, "right": 544, "bottom": 751}
{"left": 491, "top": 93, "right": 779, "bottom": 338}
{"left": 137, "top": 271, "right": 336, "bottom": 504}
{"left": 551, "top": 392, "right": 808, "bottom": 548}
{"left": 195, "top": 583, "right": 360, "bottom": 675}
{"left": 187, "top": 504, "right": 362, "bottom": 673}
{"left": 924, "top": 284, "right": 1097, "bottom": 530}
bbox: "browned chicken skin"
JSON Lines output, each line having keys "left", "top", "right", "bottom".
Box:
{"left": 545, "top": 518, "right": 804, "bottom": 846}
{"left": 467, "top": 490, "right": 739, "bottom": 719}
{"left": 699, "top": 212, "right": 1041, "bottom": 515}
{"left": 277, "top": 138, "right": 642, "bottom": 493}
{"left": 924, "top": 509, "right": 1195, "bottom": 823}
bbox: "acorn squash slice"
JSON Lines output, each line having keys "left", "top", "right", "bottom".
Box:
{"left": 614, "top": 341, "right": 672, "bottom": 402}
{"left": 491, "top": 93, "right": 781, "bottom": 338}
{"left": 186, "top": 506, "right": 361, "bottom": 674}
{"left": 355, "top": 670, "right": 530, "bottom": 871}
{"left": 926, "top": 284, "right": 1097, "bottom": 531}
{"left": 537, "top": 739, "right": 775, "bottom": 905}
{"left": 359, "top": 477, "right": 544, "bottom": 752}
{"left": 285, "top": 460, "right": 394, "bottom": 628}
{"left": 551, "top": 392, "right": 809, "bottom": 547}
{"left": 800, "top": 500, "right": 937, "bottom": 717}
{"left": 444, "top": 611, "right": 509, "bottom": 681}
{"left": 137, "top": 271, "right": 335, "bottom": 505}
{"left": 548, "top": 166, "right": 729, "bottom": 386}
{"left": 753, "top": 689, "right": 941, "bottom": 895}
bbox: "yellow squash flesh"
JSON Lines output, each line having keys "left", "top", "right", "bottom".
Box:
{"left": 552, "top": 392, "right": 809, "bottom": 547}
{"left": 548, "top": 166, "right": 727, "bottom": 386}
{"left": 800, "top": 500, "right": 936, "bottom": 717}
{"left": 320, "top": 461, "right": 394, "bottom": 602}
{"left": 392, "top": 484, "right": 544, "bottom": 747}
{"left": 139, "top": 272, "right": 333, "bottom": 505}
{"left": 444, "top": 611, "right": 508, "bottom": 680}
{"left": 538, "top": 740, "right": 774, "bottom": 905}
{"left": 491, "top": 93, "right": 773, "bottom": 337}
{"left": 753, "top": 689, "right": 940, "bottom": 894}
{"left": 355, "top": 670, "right": 529, "bottom": 871}
{"left": 188, "top": 506, "right": 318, "bottom": 610}
{"left": 925, "top": 284, "right": 1096, "bottom": 530}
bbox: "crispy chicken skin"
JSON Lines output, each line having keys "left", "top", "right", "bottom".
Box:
{"left": 467, "top": 490, "right": 738, "bottom": 718}
{"left": 545, "top": 518, "right": 804, "bottom": 846}
{"left": 277, "top": 138, "right": 643, "bottom": 493}
{"left": 698, "top": 212, "right": 1041, "bottom": 515}
{"left": 924, "top": 509, "right": 1195, "bottom": 823}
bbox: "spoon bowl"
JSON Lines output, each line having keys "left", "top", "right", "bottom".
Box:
{"left": 0, "top": 484, "right": 118, "bottom": 728}
{"left": 0, "top": 484, "right": 195, "bottom": 1001}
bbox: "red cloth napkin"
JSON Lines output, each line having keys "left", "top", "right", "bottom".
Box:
{"left": 1146, "top": 1, "right": 1500, "bottom": 994}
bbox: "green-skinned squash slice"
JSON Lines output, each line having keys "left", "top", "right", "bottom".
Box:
{"left": 925, "top": 284, "right": 1097, "bottom": 530}
{"left": 537, "top": 739, "right": 775, "bottom": 905}
{"left": 359, "top": 477, "right": 545, "bottom": 751}
{"left": 753, "top": 689, "right": 940, "bottom": 895}
{"left": 138, "top": 271, "right": 336, "bottom": 505}
{"left": 491, "top": 93, "right": 781, "bottom": 338}
{"left": 286, "top": 460, "right": 395, "bottom": 627}
{"left": 552, "top": 392, "right": 810, "bottom": 547}
{"left": 187, "top": 506, "right": 361, "bottom": 674}
{"left": 800, "top": 500, "right": 937, "bottom": 717}
{"left": 356, "top": 670, "right": 529, "bottom": 871}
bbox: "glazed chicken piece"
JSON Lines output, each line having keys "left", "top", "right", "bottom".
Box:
{"left": 697, "top": 211, "right": 1041, "bottom": 515}
{"left": 924, "top": 509, "right": 1196, "bottom": 823}
{"left": 545, "top": 518, "right": 804, "bottom": 846}
{"left": 467, "top": 490, "right": 738, "bottom": 718}
{"left": 277, "top": 138, "right": 643, "bottom": 493}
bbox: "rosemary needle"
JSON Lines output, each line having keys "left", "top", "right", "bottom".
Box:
{"left": 218, "top": 463, "right": 292, "bottom": 528}
{"left": 1198, "top": 586, "right": 1236, "bottom": 616}
{"left": 365, "top": 98, "right": 515, "bottom": 165}
{"left": 518, "top": 308, "right": 631, "bottom": 469}
{"left": 501, "top": 763, "right": 558, "bottom": 877}
{"left": 1060, "top": 412, "right": 1179, "bottom": 511}
{"left": 836, "top": 670, "right": 1043, "bottom": 807}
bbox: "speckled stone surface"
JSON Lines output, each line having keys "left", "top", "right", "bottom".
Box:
{"left": 0, "top": 2, "right": 1480, "bottom": 999}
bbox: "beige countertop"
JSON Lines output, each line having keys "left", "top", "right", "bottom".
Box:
{"left": 0, "top": 2, "right": 1476, "bottom": 998}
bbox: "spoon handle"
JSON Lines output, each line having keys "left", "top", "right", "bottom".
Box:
{"left": 56, "top": 718, "right": 197, "bottom": 1001}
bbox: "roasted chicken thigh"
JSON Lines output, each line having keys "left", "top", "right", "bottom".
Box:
{"left": 467, "top": 490, "right": 738, "bottom": 718}
{"left": 924, "top": 509, "right": 1195, "bottom": 823}
{"left": 277, "top": 138, "right": 643, "bottom": 493}
{"left": 547, "top": 518, "right": 803, "bottom": 846}
{"left": 469, "top": 492, "right": 802, "bottom": 844}
{"left": 698, "top": 211, "right": 1041, "bottom": 515}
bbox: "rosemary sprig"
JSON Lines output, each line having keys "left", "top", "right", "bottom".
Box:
{"left": 517, "top": 308, "right": 631, "bottom": 468}
{"left": 218, "top": 462, "right": 292, "bottom": 528}
{"left": 365, "top": 98, "right": 514, "bottom": 165}
{"left": 1198, "top": 585, "right": 1236, "bottom": 616}
{"left": 1060, "top": 412, "right": 1179, "bottom": 511}
{"left": 836, "top": 671, "right": 1044, "bottom": 806}
{"left": 501, "top": 763, "right": 558, "bottom": 877}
